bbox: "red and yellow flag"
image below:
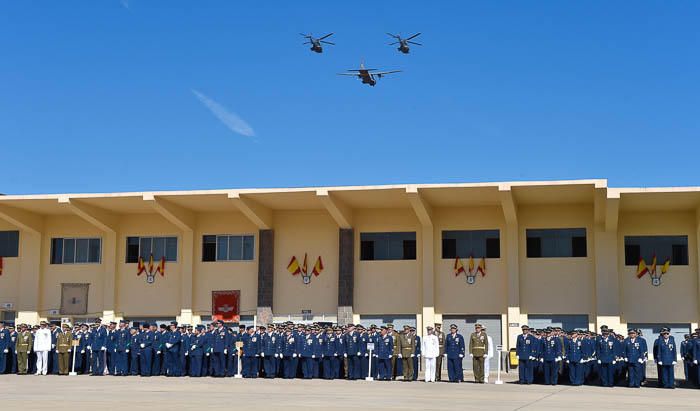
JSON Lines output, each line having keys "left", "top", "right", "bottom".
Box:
{"left": 468, "top": 255, "right": 475, "bottom": 275}
{"left": 477, "top": 257, "right": 486, "bottom": 277}
{"left": 312, "top": 256, "right": 324, "bottom": 277}
{"left": 454, "top": 257, "right": 465, "bottom": 276}
{"left": 287, "top": 256, "right": 301, "bottom": 275}
{"left": 155, "top": 256, "right": 166, "bottom": 277}
{"left": 661, "top": 257, "right": 670, "bottom": 275}
{"left": 148, "top": 254, "right": 155, "bottom": 274}
{"left": 137, "top": 256, "right": 146, "bottom": 276}
{"left": 636, "top": 257, "right": 648, "bottom": 278}
{"left": 301, "top": 253, "right": 308, "bottom": 275}
{"left": 649, "top": 254, "right": 657, "bottom": 275}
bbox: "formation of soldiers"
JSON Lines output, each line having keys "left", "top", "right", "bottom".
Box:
{"left": 1, "top": 318, "right": 699, "bottom": 389}
{"left": 516, "top": 324, "right": 700, "bottom": 389}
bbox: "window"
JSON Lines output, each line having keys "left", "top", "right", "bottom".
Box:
{"left": 0, "top": 230, "right": 19, "bottom": 257}
{"left": 50, "top": 238, "right": 101, "bottom": 264}
{"left": 202, "top": 235, "right": 255, "bottom": 262}
{"left": 526, "top": 228, "right": 587, "bottom": 258}
{"left": 624, "top": 236, "right": 688, "bottom": 266}
{"left": 442, "top": 230, "right": 500, "bottom": 259}
{"left": 360, "top": 232, "right": 416, "bottom": 260}
{"left": 125, "top": 236, "right": 177, "bottom": 263}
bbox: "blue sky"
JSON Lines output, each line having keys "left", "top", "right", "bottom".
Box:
{"left": 1, "top": 1, "right": 699, "bottom": 194}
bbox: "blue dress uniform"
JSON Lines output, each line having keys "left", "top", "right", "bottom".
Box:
{"left": 345, "top": 329, "right": 361, "bottom": 380}
{"left": 654, "top": 330, "right": 678, "bottom": 388}
{"left": 165, "top": 324, "right": 181, "bottom": 377}
{"left": 50, "top": 325, "right": 60, "bottom": 374}
{"left": 516, "top": 328, "right": 537, "bottom": 384}
{"left": 358, "top": 331, "right": 369, "bottom": 379}
{"left": 412, "top": 334, "right": 421, "bottom": 381}
{"left": 566, "top": 335, "right": 585, "bottom": 386}
{"left": 0, "top": 324, "right": 10, "bottom": 374}
{"left": 334, "top": 331, "right": 345, "bottom": 378}
{"left": 595, "top": 331, "right": 616, "bottom": 387}
{"left": 692, "top": 334, "right": 700, "bottom": 386}
{"left": 300, "top": 331, "right": 316, "bottom": 379}
{"left": 282, "top": 332, "right": 300, "bottom": 379}
{"left": 320, "top": 331, "right": 335, "bottom": 379}
{"left": 152, "top": 327, "right": 166, "bottom": 375}
{"left": 114, "top": 324, "right": 130, "bottom": 376}
{"left": 582, "top": 334, "right": 596, "bottom": 382}
{"left": 539, "top": 333, "right": 562, "bottom": 385}
{"left": 376, "top": 332, "right": 393, "bottom": 380}
{"left": 106, "top": 326, "right": 117, "bottom": 375}
{"left": 225, "top": 329, "right": 238, "bottom": 377}
{"left": 180, "top": 329, "right": 191, "bottom": 376}
{"left": 189, "top": 327, "right": 206, "bottom": 377}
{"left": 74, "top": 328, "right": 89, "bottom": 374}
{"left": 624, "top": 332, "right": 645, "bottom": 388}
{"left": 680, "top": 335, "right": 691, "bottom": 385}
{"left": 139, "top": 327, "right": 154, "bottom": 376}
{"left": 242, "top": 329, "right": 261, "bottom": 378}
{"left": 312, "top": 331, "right": 324, "bottom": 378}
{"left": 444, "top": 327, "right": 465, "bottom": 382}
{"left": 129, "top": 329, "right": 141, "bottom": 375}
{"left": 261, "top": 329, "right": 277, "bottom": 378}
{"left": 9, "top": 329, "right": 18, "bottom": 373}
{"left": 210, "top": 325, "right": 228, "bottom": 377}
{"left": 91, "top": 324, "right": 108, "bottom": 375}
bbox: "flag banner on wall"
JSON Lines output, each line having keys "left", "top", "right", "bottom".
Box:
{"left": 636, "top": 257, "right": 648, "bottom": 278}
{"left": 636, "top": 256, "right": 671, "bottom": 286}
{"left": 477, "top": 257, "right": 486, "bottom": 277}
{"left": 60, "top": 283, "right": 89, "bottom": 315}
{"left": 212, "top": 290, "right": 240, "bottom": 322}
{"left": 311, "top": 256, "right": 324, "bottom": 276}
{"left": 453, "top": 257, "right": 465, "bottom": 276}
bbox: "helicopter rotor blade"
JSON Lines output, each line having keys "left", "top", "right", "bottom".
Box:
{"left": 386, "top": 33, "right": 400, "bottom": 39}
{"left": 300, "top": 33, "right": 312, "bottom": 38}
{"left": 388, "top": 42, "right": 399, "bottom": 45}
{"left": 406, "top": 32, "right": 422, "bottom": 40}
{"left": 407, "top": 41, "right": 422, "bottom": 46}
{"left": 320, "top": 41, "right": 335, "bottom": 45}
{"left": 319, "top": 32, "right": 334, "bottom": 40}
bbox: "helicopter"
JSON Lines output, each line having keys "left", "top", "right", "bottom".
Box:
{"left": 337, "top": 62, "right": 401, "bottom": 87}
{"left": 386, "top": 32, "right": 422, "bottom": 54}
{"left": 300, "top": 33, "right": 335, "bottom": 53}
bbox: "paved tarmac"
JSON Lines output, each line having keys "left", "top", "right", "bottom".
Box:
{"left": 1, "top": 374, "right": 699, "bottom": 411}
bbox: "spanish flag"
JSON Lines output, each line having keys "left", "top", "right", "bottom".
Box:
{"left": 287, "top": 256, "right": 301, "bottom": 275}
{"left": 301, "top": 253, "right": 308, "bottom": 275}
{"left": 477, "top": 257, "right": 486, "bottom": 277}
{"left": 468, "top": 255, "right": 475, "bottom": 275}
{"left": 137, "top": 256, "right": 146, "bottom": 276}
{"left": 312, "top": 256, "right": 324, "bottom": 277}
{"left": 155, "top": 256, "right": 166, "bottom": 277}
{"left": 636, "top": 257, "right": 648, "bottom": 278}
{"left": 148, "top": 254, "right": 155, "bottom": 274}
{"left": 454, "top": 257, "right": 465, "bottom": 276}
{"left": 661, "top": 257, "right": 671, "bottom": 275}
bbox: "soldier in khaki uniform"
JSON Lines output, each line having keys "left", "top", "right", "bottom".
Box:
{"left": 469, "top": 323, "right": 489, "bottom": 383}
{"left": 388, "top": 324, "right": 401, "bottom": 380}
{"left": 15, "top": 324, "right": 33, "bottom": 375}
{"left": 56, "top": 323, "right": 73, "bottom": 375}
{"left": 435, "top": 323, "right": 445, "bottom": 381}
{"left": 398, "top": 325, "right": 415, "bottom": 381}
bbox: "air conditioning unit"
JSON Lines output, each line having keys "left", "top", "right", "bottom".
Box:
{"left": 48, "top": 309, "right": 60, "bottom": 315}
{"left": 1, "top": 303, "right": 13, "bottom": 310}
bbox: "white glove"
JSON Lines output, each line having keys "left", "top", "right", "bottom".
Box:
{"left": 261, "top": 352, "right": 265, "bottom": 357}
{"left": 443, "top": 354, "right": 447, "bottom": 357}
{"left": 274, "top": 353, "right": 279, "bottom": 358}
{"left": 612, "top": 360, "right": 616, "bottom": 365}
{"left": 52, "top": 344, "right": 55, "bottom": 349}
{"left": 191, "top": 345, "right": 196, "bottom": 351}
{"left": 597, "top": 360, "right": 601, "bottom": 364}
{"left": 417, "top": 354, "right": 421, "bottom": 357}
{"left": 2, "top": 349, "right": 7, "bottom": 353}
{"left": 68, "top": 349, "right": 71, "bottom": 353}
{"left": 205, "top": 353, "right": 210, "bottom": 356}
{"left": 357, "top": 352, "right": 361, "bottom": 356}
{"left": 157, "top": 351, "right": 161, "bottom": 354}
{"left": 15, "top": 350, "right": 17, "bottom": 354}
{"left": 638, "top": 359, "right": 644, "bottom": 364}
{"left": 365, "top": 353, "right": 369, "bottom": 357}
{"left": 556, "top": 357, "right": 561, "bottom": 362}
{"left": 165, "top": 343, "right": 172, "bottom": 349}
{"left": 185, "top": 352, "right": 188, "bottom": 356}
{"left": 224, "top": 349, "right": 228, "bottom": 355}
{"left": 334, "top": 353, "right": 338, "bottom": 357}
{"left": 101, "top": 346, "right": 106, "bottom": 351}
{"left": 672, "top": 361, "right": 677, "bottom": 365}
{"left": 292, "top": 353, "right": 297, "bottom": 358}
{"left": 81, "top": 350, "right": 85, "bottom": 354}
{"left": 459, "top": 354, "right": 464, "bottom": 358}
{"left": 87, "top": 346, "right": 92, "bottom": 351}
{"left": 126, "top": 349, "right": 129, "bottom": 353}
{"left": 398, "top": 354, "right": 402, "bottom": 358}
{"left": 694, "top": 360, "right": 698, "bottom": 365}
{"left": 255, "top": 354, "right": 259, "bottom": 357}
{"left": 140, "top": 344, "right": 145, "bottom": 349}
{"left": 410, "top": 354, "right": 415, "bottom": 358}
{"left": 657, "top": 361, "right": 663, "bottom": 365}
{"left": 311, "top": 355, "right": 315, "bottom": 359}
{"left": 566, "top": 360, "right": 570, "bottom": 364}
{"left": 484, "top": 355, "right": 489, "bottom": 359}
{"left": 114, "top": 349, "right": 117, "bottom": 353}
{"left": 469, "top": 354, "right": 473, "bottom": 358}
{"left": 343, "top": 353, "right": 347, "bottom": 358}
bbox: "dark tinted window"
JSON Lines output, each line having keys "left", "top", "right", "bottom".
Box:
{"left": 126, "top": 236, "right": 177, "bottom": 262}
{"left": 360, "top": 232, "right": 416, "bottom": 260}
{"left": 202, "top": 235, "right": 216, "bottom": 262}
{"left": 526, "top": 228, "right": 587, "bottom": 258}
{"left": 0, "top": 231, "right": 19, "bottom": 257}
{"left": 51, "top": 238, "right": 101, "bottom": 264}
{"left": 624, "top": 236, "right": 688, "bottom": 266}
{"left": 441, "top": 230, "right": 500, "bottom": 259}
{"left": 202, "top": 235, "right": 254, "bottom": 262}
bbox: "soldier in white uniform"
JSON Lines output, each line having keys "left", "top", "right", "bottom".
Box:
{"left": 421, "top": 326, "right": 440, "bottom": 382}
{"left": 483, "top": 325, "right": 495, "bottom": 383}
{"left": 33, "top": 321, "right": 52, "bottom": 375}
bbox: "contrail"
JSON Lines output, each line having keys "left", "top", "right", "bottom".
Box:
{"left": 191, "top": 89, "right": 255, "bottom": 138}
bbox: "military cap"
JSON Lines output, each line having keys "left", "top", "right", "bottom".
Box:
{"left": 370, "top": 324, "right": 377, "bottom": 328}
{"left": 62, "top": 323, "right": 71, "bottom": 328}
{"left": 660, "top": 327, "right": 670, "bottom": 333}
{"left": 426, "top": 326, "right": 434, "bottom": 331}
{"left": 435, "top": 323, "right": 442, "bottom": 326}
{"left": 239, "top": 324, "right": 246, "bottom": 329}
{"left": 695, "top": 328, "right": 700, "bottom": 333}
{"left": 474, "top": 323, "right": 483, "bottom": 328}
{"left": 380, "top": 325, "right": 388, "bottom": 330}
{"left": 403, "top": 324, "right": 410, "bottom": 329}
{"left": 95, "top": 318, "right": 102, "bottom": 323}
{"left": 246, "top": 326, "right": 254, "bottom": 331}
{"left": 196, "top": 325, "right": 205, "bottom": 330}
{"left": 684, "top": 334, "right": 690, "bottom": 338}
{"left": 600, "top": 325, "right": 609, "bottom": 331}
{"left": 119, "top": 319, "right": 128, "bottom": 324}
{"left": 386, "top": 323, "right": 394, "bottom": 328}
{"left": 628, "top": 328, "right": 637, "bottom": 334}
{"left": 521, "top": 325, "right": 530, "bottom": 330}
{"left": 109, "top": 321, "right": 117, "bottom": 325}
{"left": 450, "top": 324, "right": 458, "bottom": 329}
{"left": 160, "top": 324, "right": 167, "bottom": 329}
{"left": 170, "top": 321, "right": 178, "bottom": 326}
{"left": 259, "top": 325, "right": 266, "bottom": 330}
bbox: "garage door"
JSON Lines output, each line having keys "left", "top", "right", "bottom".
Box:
{"left": 628, "top": 323, "right": 689, "bottom": 360}
{"left": 442, "top": 315, "right": 502, "bottom": 370}
{"left": 528, "top": 314, "right": 589, "bottom": 331}
{"left": 359, "top": 315, "right": 417, "bottom": 330}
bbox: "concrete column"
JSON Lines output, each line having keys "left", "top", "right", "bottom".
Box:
{"left": 421, "top": 225, "right": 435, "bottom": 336}
{"left": 594, "top": 230, "right": 621, "bottom": 331}
{"left": 696, "top": 208, "right": 700, "bottom": 321}
{"left": 337, "top": 228, "right": 354, "bottom": 325}
{"left": 102, "top": 231, "right": 118, "bottom": 322}
{"left": 178, "top": 230, "right": 194, "bottom": 325}
{"left": 17, "top": 231, "right": 41, "bottom": 324}
{"left": 500, "top": 186, "right": 522, "bottom": 350}
{"left": 257, "top": 229, "right": 274, "bottom": 325}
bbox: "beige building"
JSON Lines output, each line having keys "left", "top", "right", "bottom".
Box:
{"left": 1, "top": 179, "right": 699, "bottom": 360}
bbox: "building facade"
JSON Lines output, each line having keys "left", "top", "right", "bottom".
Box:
{"left": 1, "top": 179, "right": 699, "bottom": 356}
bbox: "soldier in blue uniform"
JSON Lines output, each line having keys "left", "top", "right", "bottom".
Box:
{"left": 299, "top": 326, "right": 316, "bottom": 379}
{"left": 8, "top": 324, "right": 18, "bottom": 374}
{"left": 113, "top": 320, "right": 129, "bottom": 376}
{"left": 282, "top": 327, "right": 300, "bottom": 379}
{"left": 188, "top": 325, "right": 205, "bottom": 377}
{"left": 412, "top": 327, "right": 421, "bottom": 381}
{"left": 516, "top": 325, "right": 536, "bottom": 384}
{"left": 312, "top": 326, "right": 324, "bottom": 378}
{"left": 49, "top": 322, "right": 60, "bottom": 374}
{"left": 376, "top": 326, "right": 393, "bottom": 381}
{"left": 128, "top": 326, "right": 140, "bottom": 375}
{"left": 91, "top": 319, "right": 108, "bottom": 376}
{"left": 319, "top": 327, "right": 334, "bottom": 379}
{"left": 595, "top": 326, "right": 616, "bottom": 387}
{"left": 138, "top": 323, "right": 153, "bottom": 376}
{"left": 105, "top": 321, "right": 118, "bottom": 375}
{"left": 0, "top": 321, "right": 10, "bottom": 374}
{"left": 681, "top": 333, "right": 692, "bottom": 386}
{"left": 209, "top": 320, "right": 228, "bottom": 377}
{"left": 690, "top": 330, "right": 700, "bottom": 387}
{"left": 227, "top": 325, "right": 242, "bottom": 377}
{"left": 623, "top": 328, "right": 645, "bottom": 388}
{"left": 164, "top": 321, "right": 181, "bottom": 377}
{"left": 566, "top": 330, "right": 585, "bottom": 386}
{"left": 653, "top": 327, "right": 677, "bottom": 388}
{"left": 260, "top": 325, "right": 277, "bottom": 378}
{"left": 539, "top": 328, "right": 562, "bottom": 385}
{"left": 444, "top": 324, "right": 465, "bottom": 383}
{"left": 344, "top": 324, "right": 361, "bottom": 380}
{"left": 242, "top": 326, "right": 261, "bottom": 378}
